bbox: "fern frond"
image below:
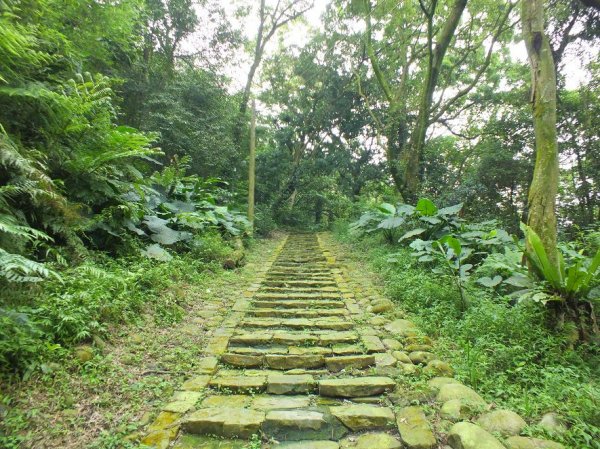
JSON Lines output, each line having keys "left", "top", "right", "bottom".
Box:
{"left": 0, "top": 248, "right": 60, "bottom": 283}
{"left": 0, "top": 214, "right": 53, "bottom": 242}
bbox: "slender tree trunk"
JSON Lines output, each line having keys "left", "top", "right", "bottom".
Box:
{"left": 522, "top": 0, "right": 560, "bottom": 265}
{"left": 248, "top": 99, "right": 256, "bottom": 231}
{"left": 402, "top": 0, "right": 467, "bottom": 202}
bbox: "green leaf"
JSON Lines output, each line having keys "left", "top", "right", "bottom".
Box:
{"left": 438, "top": 203, "right": 463, "bottom": 216}
{"left": 399, "top": 228, "right": 426, "bottom": 242}
{"left": 377, "top": 216, "right": 404, "bottom": 230}
{"left": 477, "top": 275, "right": 503, "bottom": 288}
{"left": 416, "top": 198, "right": 438, "bottom": 216}
{"left": 521, "top": 223, "right": 562, "bottom": 288}
{"left": 505, "top": 274, "right": 534, "bottom": 288}
{"left": 376, "top": 203, "right": 396, "bottom": 215}
{"left": 460, "top": 264, "right": 473, "bottom": 277}
{"left": 439, "top": 235, "right": 462, "bottom": 256}
{"left": 420, "top": 216, "right": 442, "bottom": 225}
{"left": 141, "top": 244, "right": 172, "bottom": 261}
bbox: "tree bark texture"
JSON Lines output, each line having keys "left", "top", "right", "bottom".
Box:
{"left": 522, "top": 0, "right": 560, "bottom": 265}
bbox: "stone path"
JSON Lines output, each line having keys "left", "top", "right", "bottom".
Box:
{"left": 138, "top": 233, "right": 566, "bottom": 449}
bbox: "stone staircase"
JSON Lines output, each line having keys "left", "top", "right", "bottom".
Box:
{"left": 177, "top": 233, "right": 400, "bottom": 447}
{"left": 138, "top": 233, "right": 567, "bottom": 449}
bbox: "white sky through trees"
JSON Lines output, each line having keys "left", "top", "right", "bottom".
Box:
{"left": 205, "top": 0, "right": 593, "bottom": 93}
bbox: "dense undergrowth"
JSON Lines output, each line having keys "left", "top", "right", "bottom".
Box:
{"left": 0, "top": 231, "right": 248, "bottom": 449}
{"left": 0, "top": 232, "right": 237, "bottom": 378}
{"left": 335, "top": 222, "right": 600, "bottom": 449}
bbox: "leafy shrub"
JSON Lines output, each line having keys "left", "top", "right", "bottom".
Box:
{"left": 351, "top": 198, "right": 464, "bottom": 243}
{"left": 338, "top": 228, "right": 600, "bottom": 449}
{"left": 254, "top": 204, "right": 278, "bottom": 237}
{"left": 0, "top": 249, "right": 220, "bottom": 376}
{"left": 189, "top": 232, "right": 234, "bottom": 263}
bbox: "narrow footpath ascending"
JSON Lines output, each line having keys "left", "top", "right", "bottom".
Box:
{"left": 138, "top": 233, "right": 566, "bottom": 449}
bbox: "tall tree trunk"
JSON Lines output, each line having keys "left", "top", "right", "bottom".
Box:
{"left": 364, "top": 0, "right": 467, "bottom": 202}
{"left": 522, "top": 0, "right": 560, "bottom": 265}
{"left": 402, "top": 0, "right": 468, "bottom": 202}
{"left": 248, "top": 99, "right": 256, "bottom": 232}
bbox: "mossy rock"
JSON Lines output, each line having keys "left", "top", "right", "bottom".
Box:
{"left": 447, "top": 422, "right": 504, "bottom": 449}
{"left": 74, "top": 345, "right": 94, "bottom": 363}
{"left": 476, "top": 409, "right": 527, "bottom": 436}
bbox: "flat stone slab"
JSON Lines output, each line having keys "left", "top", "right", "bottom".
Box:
{"left": 197, "top": 357, "right": 219, "bottom": 374}
{"left": 273, "top": 332, "right": 319, "bottom": 345}
{"left": 361, "top": 335, "right": 386, "bottom": 353}
{"left": 396, "top": 406, "right": 436, "bottom": 449}
{"left": 319, "top": 377, "right": 396, "bottom": 398}
{"left": 268, "top": 374, "right": 317, "bottom": 394}
{"left": 340, "top": 433, "right": 402, "bottom": 449}
{"left": 251, "top": 395, "right": 311, "bottom": 410}
{"left": 181, "top": 407, "right": 265, "bottom": 438}
{"left": 265, "top": 409, "right": 325, "bottom": 430}
{"left": 262, "top": 408, "right": 348, "bottom": 441}
{"left": 229, "top": 333, "right": 272, "bottom": 345}
{"left": 273, "top": 442, "right": 339, "bottom": 449}
{"left": 332, "top": 344, "right": 363, "bottom": 355}
{"left": 208, "top": 376, "right": 266, "bottom": 393}
{"left": 221, "top": 353, "right": 263, "bottom": 368}
{"left": 173, "top": 434, "right": 247, "bottom": 448}
{"left": 254, "top": 300, "right": 343, "bottom": 309}
{"left": 289, "top": 346, "right": 332, "bottom": 356}
{"left": 229, "top": 345, "right": 287, "bottom": 355}
{"left": 266, "top": 354, "right": 325, "bottom": 370}
{"left": 325, "top": 354, "right": 375, "bottom": 372}
{"left": 330, "top": 404, "right": 395, "bottom": 431}
{"left": 201, "top": 395, "right": 250, "bottom": 408}
{"left": 255, "top": 292, "right": 341, "bottom": 300}
{"left": 162, "top": 390, "right": 202, "bottom": 413}
{"left": 319, "top": 332, "right": 358, "bottom": 345}
{"left": 181, "top": 376, "right": 211, "bottom": 392}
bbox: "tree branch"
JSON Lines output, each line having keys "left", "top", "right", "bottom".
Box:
{"left": 431, "top": 2, "right": 516, "bottom": 124}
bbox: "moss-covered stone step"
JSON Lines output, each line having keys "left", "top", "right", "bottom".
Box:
{"left": 208, "top": 375, "right": 267, "bottom": 393}
{"left": 263, "top": 408, "right": 348, "bottom": 441}
{"left": 226, "top": 344, "right": 366, "bottom": 358}
{"left": 231, "top": 330, "right": 351, "bottom": 347}
{"left": 263, "top": 280, "right": 337, "bottom": 288}
{"left": 241, "top": 317, "right": 353, "bottom": 331}
{"left": 259, "top": 287, "right": 339, "bottom": 294}
{"left": 265, "top": 271, "right": 333, "bottom": 277}
{"left": 319, "top": 377, "right": 396, "bottom": 398}
{"left": 181, "top": 407, "right": 264, "bottom": 438}
{"left": 247, "top": 308, "right": 348, "bottom": 318}
{"left": 267, "top": 267, "right": 331, "bottom": 273}
{"left": 219, "top": 353, "right": 375, "bottom": 372}
{"left": 254, "top": 292, "right": 342, "bottom": 301}
{"left": 271, "top": 441, "right": 340, "bottom": 449}
{"left": 329, "top": 404, "right": 395, "bottom": 431}
{"left": 252, "top": 299, "right": 345, "bottom": 309}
